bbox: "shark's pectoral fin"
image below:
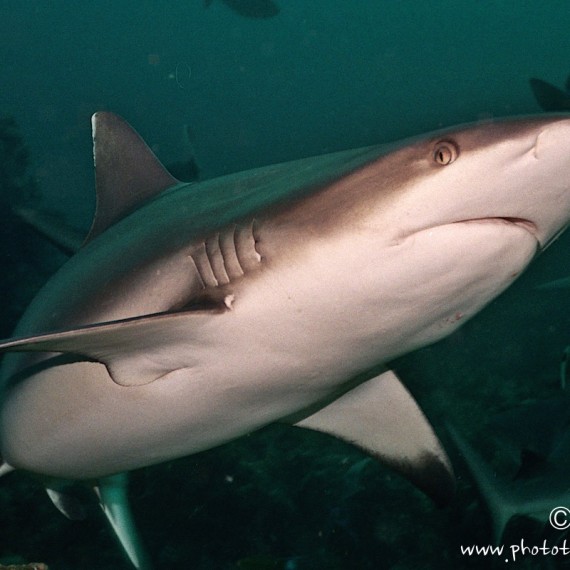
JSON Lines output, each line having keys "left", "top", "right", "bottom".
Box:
{"left": 293, "top": 370, "right": 455, "bottom": 506}
{"left": 95, "top": 473, "right": 152, "bottom": 570}
{"left": 0, "top": 309, "right": 224, "bottom": 387}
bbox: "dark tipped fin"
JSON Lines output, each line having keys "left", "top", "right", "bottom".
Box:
{"left": 293, "top": 370, "right": 455, "bottom": 506}
{"left": 529, "top": 78, "right": 570, "bottom": 112}
{"left": 87, "top": 112, "right": 178, "bottom": 243}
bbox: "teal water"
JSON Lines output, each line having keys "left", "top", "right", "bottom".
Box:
{"left": 2, "top": 1, "right": 570, "bottom": 568}
{"left": 1, "top": 1, "right": 570, "bottom": 225}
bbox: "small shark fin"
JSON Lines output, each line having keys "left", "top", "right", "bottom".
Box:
{"left": 293, "top": 370, "right": 455, "bottom": 506}
{"left": 0, "top": 308, "right": 225, "bottom": 387}
{"left": 529, "top": 78, "right": 570, "bottom": 112}
{"left": 94, "top": 473, "right": 152, "bottom": 570}
{"left": 87, "top": 112, "right": 178, "bottom": 244}
{"left": 0, "top": 458, "right": 15, "bottom": 477}
{"left": 446, "top": 424, "right": 516, "bottom": 543}
{"left": 45, "top": 484, "right": 87, "bottom": 520}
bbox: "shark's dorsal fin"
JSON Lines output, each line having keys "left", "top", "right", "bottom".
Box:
{"left": 87, "top": 112, "right": 178, "bottom": 244}
{"left": 293, "top": 370, "right": 455, "bottom": 506}
{"left": 0, "top": 306, "right": 227, "bottom": 387}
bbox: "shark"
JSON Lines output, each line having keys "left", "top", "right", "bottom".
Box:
{"left": 2, "top": 112, "right": 570, "bottom": 567}
{"left": 448, "top": 396, "right": 570, "bottom": 543}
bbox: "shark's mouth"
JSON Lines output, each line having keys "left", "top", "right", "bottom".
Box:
{"left": 401, "top": 216, "right": 539, "bottom": 249}
{"left": 459, "top": 216, "right": 538, "bottom": 240}
{"left": 453, "top": 216, "right": 543, "bottom": 251}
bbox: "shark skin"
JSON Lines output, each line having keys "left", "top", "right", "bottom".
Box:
{"left": 2, "top": 113, "right": 570, "bottom": 565}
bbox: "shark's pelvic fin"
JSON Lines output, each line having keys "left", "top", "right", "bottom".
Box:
{"left": 87, "top": 112, "right": 178, "bottom": 244}
{"left": 0, "top": 309, "right": 226, "bottom": 387}
{"left": 0, "top": 458, "right": 15, "bottom": 477}
{"left": 95, "top": 473, "right": 152, "bottom": 570}
{"left": 294, "top": 370, "right": 455, "bottom": 506}
{"left": 45, "top": 484, "right": 87, "bottom": 520}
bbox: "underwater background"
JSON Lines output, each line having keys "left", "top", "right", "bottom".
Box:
{"left": 2, "top": 1, "right": 570, "bottom": 568}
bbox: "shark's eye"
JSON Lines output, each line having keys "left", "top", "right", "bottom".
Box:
{"left": 433, "top": 141, "right": 458, "bottom": 165}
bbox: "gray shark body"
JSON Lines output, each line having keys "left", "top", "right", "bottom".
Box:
{"left": 2, "top": 113, "right": 570, "bottom": 566}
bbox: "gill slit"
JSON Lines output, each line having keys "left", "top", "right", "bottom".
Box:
{"left": 191, "top": 219, "right": 262, "bottom": 290}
